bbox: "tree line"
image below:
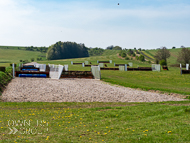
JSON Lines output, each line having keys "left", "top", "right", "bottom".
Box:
{"left": 46, "top": 41, "right": 89, "bottom": 60}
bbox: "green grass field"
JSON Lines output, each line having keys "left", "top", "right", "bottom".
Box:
{"left": 0, "top": 48, "right": 46, "bottom": 67}
{"left": 0, "top": 101, "right": 190, "bottom": 142}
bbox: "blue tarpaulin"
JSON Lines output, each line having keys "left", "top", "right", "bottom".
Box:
{"left": 19, "top": 74, "right": 46, "bottom": 78}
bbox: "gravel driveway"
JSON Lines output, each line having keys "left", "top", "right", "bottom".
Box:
{"left": 1, "top": 78, "right": 186, "bottom": 102}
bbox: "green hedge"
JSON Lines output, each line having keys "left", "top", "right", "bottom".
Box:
{"left": 0, "top": 67, "right": 13, "bottom": 95}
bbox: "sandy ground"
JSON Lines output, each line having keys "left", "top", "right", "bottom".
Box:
{"left": 1, "top": 78, "right": 186, "bottom": 102}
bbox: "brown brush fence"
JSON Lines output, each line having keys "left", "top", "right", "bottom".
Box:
{"left": 98, "top": 61, "right": 110, "bottom": 63}
{"left": 100, "top": 68, "right": 119, "bottom": 70}
{"left": 85, "top": 65, "right": 98, "bottom": 67}
{"left": 115, "top": 64, "right": 129, "bottom": 66}
{"left": 61, "top": 71, "right": 94, "bottom": 79}
{"left": 162, "top": 66, "right": 169, "bottom": 70}
{"left": 127, "top": 67, "right": 152, "bottom": 71}
{"left": 73, "top": 63, "right": 83, "bottom": 65}
{"left": 182, "top": 70, "right": 190, "bottom": 74}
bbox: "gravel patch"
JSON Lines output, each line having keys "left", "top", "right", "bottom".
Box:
{"left": 1, "top": 78, "right": 186, "bottom": 102}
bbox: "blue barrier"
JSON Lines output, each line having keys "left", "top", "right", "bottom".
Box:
{"left": 23, "top": 66, "right": 34, "bottom": 68}
{"left": 22, "top": 69, "right": 38, "bottom": 71}
{"left": 19, "top": 74, "right": 46, "bottom": 78}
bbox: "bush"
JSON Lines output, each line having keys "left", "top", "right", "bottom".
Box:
{"left": 132, "top": 53, "right": 136, "bottom": 57}
{"left": 125, "top": 57, "right": 129, "bottom": 60}
{"left": 148, "top": 61, "right": 151, "bottom": 64}
{"left": 160, "top": 59, "right": 167, "bottom": 66}
{"left": 121, "top": 52, "right": 126, "bottom": 58}
{"left": 135, "top": 56, "right": 139, "bottom": 60}
{"left": 31, "top": 58, "right": 34, "bottom": 62}
{"left": 0, "top": 67, "right": 6, "bottom": 72}
{"left": 139, "top": 55, "right": 145, "bottom": 62}
{"left": 0, "top": 67, "right": 13, "bottom": 94}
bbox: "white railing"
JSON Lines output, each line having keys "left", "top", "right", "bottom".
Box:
{"left": 35, "top": 64, "right": 46, "bottom": 72}
{"left": 152, "top": 64, "right": 160, "bottom": 72}
{"left": 49, "top": 64, "right": 63, "bottom": 79}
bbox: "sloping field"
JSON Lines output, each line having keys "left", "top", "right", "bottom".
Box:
{"left": 147, "top": 47, "right": 190, "bottom": 65}
{"left": 0, "top": 48, "right": 46, "bottom": 67}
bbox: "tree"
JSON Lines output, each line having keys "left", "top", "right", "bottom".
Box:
{"left": 106, "top": 45, "right": 114, "bottom": 50}
{"left": 154, "top": 47, "right": 170, "bottom": 64}
{"left": 125, "top": 57, "right": 129, "bottom": 60}
{"left": 121, "top": 52, "right": 126, "bottom": 57}
{"left": 46, "top": 41, "right": 89, "bottom": 60}
{"left": 177, "top": 48, "right": 190, "bottom": 64}
{"left": 88, "top": 47, "right": 104, "bottom": 56}
{"left": 113, "top": 46, "right": 122, "bottom": 50}
{"left": 139, "top": 55, "right": 145, "bottom": 62}
{"left": 181, "top": 45, "right": 185, "bottom": 48}
{"left": 160, "top": 59, "right": 167, "bottom": 66}
{"left": 172, "top": 46, "right": 176, "bottom": 49}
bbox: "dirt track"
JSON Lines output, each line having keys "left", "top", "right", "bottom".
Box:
{"left": 1, "top": 78, "right": 186, "bottom": 102}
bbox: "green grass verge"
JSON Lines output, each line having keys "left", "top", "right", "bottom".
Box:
{"left": 0, "top": 102, "right": 190, "bottom": 142}
{"left": 0, "top": 67, "right": 13, "bottom": 95}
{"left": 101, "top": 67, "right": 190, "bottom": 95}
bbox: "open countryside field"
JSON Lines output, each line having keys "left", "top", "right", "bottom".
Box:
{"left": 0, "top": 47, "right": 190, "bottom": 142}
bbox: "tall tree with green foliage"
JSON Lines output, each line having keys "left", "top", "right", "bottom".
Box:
{"left": 177, "top": 47, "right": 190, "bottom": 64}
{"left": 154, "top": 47, "right": 170, "bottom": 64}
{"left": 46, "top": 41, "right": 89, "bottom": 60}
{"left": 88, "top": 48, "right": 104, "bottom": 56}
{"left": 139, "top": 55, "right": 145, "bottom": 62}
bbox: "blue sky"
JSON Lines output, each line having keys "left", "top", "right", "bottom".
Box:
{"left": 0, "top": 0, "right": 190, "bottom": 49}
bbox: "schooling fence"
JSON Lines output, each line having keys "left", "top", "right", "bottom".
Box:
{"left": 61, "top": 71, "right": 94, "bottom": 79}
{"left": 49, "top": 64, "right": 64, "bottom": 79}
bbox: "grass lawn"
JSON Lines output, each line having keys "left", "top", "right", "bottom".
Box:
{"left": 0, "top": 48, "right": 46, "bottom": 67}
{"left": 0, "top": 101, "right": 190, "bottom": 142}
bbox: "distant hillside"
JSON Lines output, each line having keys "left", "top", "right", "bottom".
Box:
{"left": 0, "top": 48, "right": 46, "bottom": 67}
{"left": 147, "top": 47, "right": 190, "bottom": 65}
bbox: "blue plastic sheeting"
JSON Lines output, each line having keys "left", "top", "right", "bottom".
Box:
{"left": 22, "top": 69, "right": 38, "bottom": 71}
{"left": 23, "top": 66, "right": 34, "bottom": 68}
{"left": 19, "top": 74, "right": 47, "bottom": 78}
